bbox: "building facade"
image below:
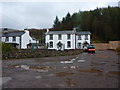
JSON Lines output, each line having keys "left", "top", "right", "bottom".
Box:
{"left": 45, "top": 29, "right": 91, "bottom": 50}
{"left": 1, "top": 29, "right": 38, "bottom": 49}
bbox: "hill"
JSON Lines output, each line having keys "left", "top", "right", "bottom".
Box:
{"left": 28, "top": 29, "right": 47, "bottom": 43}
{"left": 52, "top": 6, "right": 120, "bottom": 42}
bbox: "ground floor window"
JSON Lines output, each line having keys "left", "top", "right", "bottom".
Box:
{"left": 49, "top": 42, "right": 53, "bottom": 48}
{"left": 67, "top": 41, "right": 71, "bottom": 48}
{"left": 78, "top": 42, "right": 81, "bottom": 49}
{"left": 5, "top": 37, "right": 9, "bottom": 42}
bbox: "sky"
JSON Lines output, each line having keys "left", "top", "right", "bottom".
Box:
{"left": 0, "top": 0, "right": 119, "bottom": 30}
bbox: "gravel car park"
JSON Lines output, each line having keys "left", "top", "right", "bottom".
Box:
{"left": 2, "top": 50, "right": 119, "bottom": 88}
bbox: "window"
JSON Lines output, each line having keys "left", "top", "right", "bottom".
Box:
{"left": 78, "top": 35, "right": 81, "bottom": 40}
{"left": 49, "top": 42, "right": 53, "bottom": 48}
{"left": 12, "top": 36, "right": 16, "bottom": 41}
{"left": 67, "top": 34, "right": 71, "bottom": 39}
{"left": 58, "top": 34, "right": 62, "bottom": 40}
{"left": 85, "top": 35, "right": 88, "bottom": 40}
{"left": 5, "top": 37, "right": 9, "bottom": 42}
{"left": 78, "top": 43, "right": 81, "bottom": 49}
{"left": 67, "top": 41, "right": 71, "bottom": 48}
{"left": 49, "top": 34, "right": 53, "bottom": 40}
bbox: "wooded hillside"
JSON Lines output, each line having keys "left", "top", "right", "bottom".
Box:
{"left": 52, "top": 6, "right": 120, "bottom": 42}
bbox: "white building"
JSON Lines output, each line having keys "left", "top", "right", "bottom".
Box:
{"left": 45, "top": 29, "right": 91, "bottom": 50}
{"left": 1, "top": 29, "right": 38, "bottom": 49}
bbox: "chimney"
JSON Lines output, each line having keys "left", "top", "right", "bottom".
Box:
{"left": 73, "top": 27, "right": 76, "bottom": 33}
{"left": 47, "top": 29, "right": 49, "bottom": 32}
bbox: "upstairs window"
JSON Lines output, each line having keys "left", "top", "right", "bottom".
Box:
{"left": 67, "top": 41, "right": 71, "bottom": 48}
{"left": 49, "top": 34, "right": 53, "bottom": 40}
{"left": 85, "top": 35, "right": 88, "bottom": 40}
{"left": 5, "top": 37, "right": 9, "bottom": 42}
{"left": 78, "top": 35, "right": 81, "bottom": 40}
{"left": 67, "top": 34, "right": 71, "bottom": 39}
{"left": 58, "top": 34, "right": 62, "bottom": 40}
{"left": 49, "top": 41, "right": 53, "bottom": 48}
{"left": 12, "top": 36, "right": 16, "bottom": 41}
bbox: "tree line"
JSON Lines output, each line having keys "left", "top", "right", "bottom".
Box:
{"left": 52, "top": 6, "right": 120, "bottom": 42}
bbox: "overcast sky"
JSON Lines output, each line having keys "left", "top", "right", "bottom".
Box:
{"left": 0, "top": 0, "right": 119, "bottom": 30}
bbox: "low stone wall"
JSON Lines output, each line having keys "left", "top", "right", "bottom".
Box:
{"left": 2, "top": 49, "right": 83, "bottom": 60}
{"left": 109, "top": 41, "right": 120, "bottom": 50}
{"left": 93, "top": 43, "right": 109, "bottom": 50}
{"left": 93, "top": 41, "right": 120, "bottom": 50}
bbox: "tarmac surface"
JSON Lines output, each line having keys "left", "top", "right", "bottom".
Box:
{"left": 2, "top": 50, "right": 119, "bottom": 88}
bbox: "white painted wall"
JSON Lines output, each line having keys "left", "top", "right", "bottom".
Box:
{"left": 1, "top": 36, "right": 20, "bottom": 44}
{"left": 2, "top": 30, "right": 38, "bottom": 49}
{"left": 76, "top": 34, "right": 90, "bottom": 49}
{"left": 1, "top": 37, "right": 5, "bottom": 42}
{"left": 21, "top": 30, "right": 38, "bottom": 49}
{"left": 46, "top": 34, "right": 78, "bottom": 50}
{"left": 45, "top": 32, "right": 91, "bottom": 50}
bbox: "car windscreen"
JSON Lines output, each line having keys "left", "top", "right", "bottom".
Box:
{"left": 88, "top": 46, "right": 95, "bottom": 49}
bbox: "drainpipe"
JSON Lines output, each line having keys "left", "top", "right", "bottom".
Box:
{"left": 73, "top": 28, "right": 76, "bottom": 49}
{"left": 20, "top": 36, "right": 21, "bottom": 49}
{"left": 75, "top": 34, "right": 76, "bottom": 49}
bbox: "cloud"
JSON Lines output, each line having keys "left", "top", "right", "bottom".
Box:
{"left": 1, "top": 1, "right": 119, "bottom": 30}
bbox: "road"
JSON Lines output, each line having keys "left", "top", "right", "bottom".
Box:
{"left": 2, "top": 50, "right": 119, "bottom": 88}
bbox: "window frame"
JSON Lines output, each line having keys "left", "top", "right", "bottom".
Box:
{"left": 85, "top": 35, "right": 88, "bottom": 40}
{"left": 78, "top": 42, "right": 81, "bottom": 49}
{"left": 49, "top": 34, "right": 53, "bottom": 40}
{"left": 67, "top": 34, "right": 71, "bottom": 40}
{"left": 78, "top": 35, "right": 81, "bottom": 40}
{"left": 5, "top": 37, "right": 9, "bottom": 42}
{"left": 58, "top": 34, "right": 62, "bottom": 40}
{"left": 67, "top": 41, "right": 71, "bottom": 48}
{"left": 12, "top": 36, "right": 16, "bottom": 41}
{"left": 49, "top": 41, "right": 53, "bottom": 48}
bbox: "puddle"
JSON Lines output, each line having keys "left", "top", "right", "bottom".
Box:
{"left": 116, "top": 53, "right": 120, "bottom": 55}
{"left": 91, "top": 62, "right": 106, "bottom": 66}
{"left": 21, "top": 65, "right": 29, "bottom": 70}
{"left": 35, "top": 76, "right": 42, "bottom": 79}
{"left": 29, "top": 66, "right": 49, "bottom": 70}
{"left": 106, "top": 71, "right": 120, "bottom": 79}
{"left": 77, "top": 60, "right": 85, "bottom": 63}
{"left": 107, "top": 71, "right": 120, "bottom": 75}
{"left": 71, "top": 59, "right": 76, "bottom": 61}
{"left": 56, "top": 72, "right": 74, "bottom": 77}
{"left": 65, "top": 78, "right": 76, "bottom": 87}
{"left": 70, "top": 66, "right": 76, "bottom": 69}
{"left": 78, "top": 69, "right": 102, "bottom": 73}
{"left": 9, "top": 64, "right": 20, "bottom": 68}
{"left": 47, "top": 74, "right": 54, "bottom": 77}
{"left": 9, "top": 64, "right": 55, "bottom": 72}
{"left": 95, "top": 55, "right": 108, "bottom": 58}
{"left": 60, "top": 61, "right": 74, "bottom": 64}
{"left": 60, "top": 58, "right": 77, "bottom": 64}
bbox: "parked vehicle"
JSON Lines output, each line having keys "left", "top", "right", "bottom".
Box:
{"left": 87, "top": 45, "right": 95, "bottom": 53}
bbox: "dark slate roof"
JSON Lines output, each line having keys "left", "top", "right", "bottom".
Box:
{"left": 45, "top": 31, "right": 74, "bottom": 35}
{"left": 2, "top": 31, "right": 25, "bottom": 37}
{"left": 0, "top": 28, "right": 18, "bottom": 32}
{"left": 45, "top": 30, "right": 91, "bottom": 35}
{"left": 77, "top": 31, "right": 91, "bottom": 35}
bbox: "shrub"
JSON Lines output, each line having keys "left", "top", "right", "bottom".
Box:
{"left": 2, "top": 42, "right": 13, "bottom": 52}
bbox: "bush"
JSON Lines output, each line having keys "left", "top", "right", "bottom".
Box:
{"left": 2, "top": 42, "right": 13, "bottom": 52}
